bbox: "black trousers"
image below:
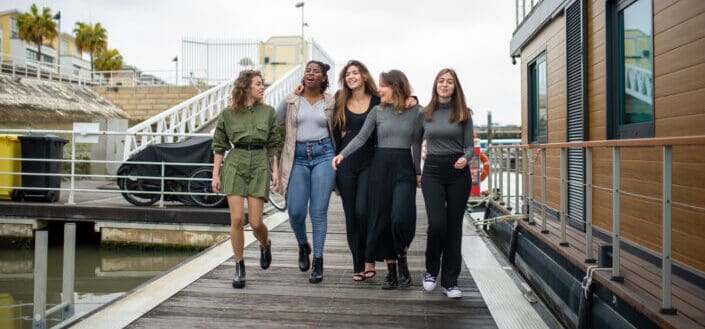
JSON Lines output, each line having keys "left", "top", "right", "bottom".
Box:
{"left": 336, "top": 161, "right": 371, "bottom": 273}
{"left": 421, "top": 154, "right": 471, "bottom": 288}
{"left": 367, "top": 148, "right": 417, "bottom": 261}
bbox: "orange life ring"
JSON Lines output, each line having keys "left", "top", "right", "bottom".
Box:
{"left": 479, "top": 152, "right": 490, "bottom": 182}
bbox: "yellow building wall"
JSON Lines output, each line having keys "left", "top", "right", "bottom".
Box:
{"left": 259, "top": 36, "right": 308, "bottom": 85}
{"left": 0, "top": 15, "right": 12, "bottom": 59}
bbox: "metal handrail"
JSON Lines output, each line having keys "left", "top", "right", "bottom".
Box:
{"left": 487, "top": 136, "right": 705, "bottom": 313}
{"left": 1, "top": 53, "right": 91, "bottom": 85}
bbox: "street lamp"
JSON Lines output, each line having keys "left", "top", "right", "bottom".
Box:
{"left": 172, "top": 56, "right": 178, "bottom": 85}
{"left": 295, "top": 2, "right": 305, "bottom": 63}
{"left": 53, "top": 11, "right": 61, "bottom": 79}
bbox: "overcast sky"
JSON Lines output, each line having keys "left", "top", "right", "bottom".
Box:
{"left": 4, "top": 0, "right": 521, "bottom": 125}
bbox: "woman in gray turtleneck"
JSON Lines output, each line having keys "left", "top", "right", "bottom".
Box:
{"left": 415, "top": 68, "right": 474, "bottom": 299}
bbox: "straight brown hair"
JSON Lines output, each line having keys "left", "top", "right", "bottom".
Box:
{"left": 379, "top": 70, "right": 411, "bottom": 114}
{"left": 425, "top": 68, "right": 470, "bottom": 123}
{"left": 333, "top": 60, "right": 379, "bottom": 132}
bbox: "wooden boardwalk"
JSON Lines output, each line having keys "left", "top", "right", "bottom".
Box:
{"left": 125, "top": 194, "right": 498, "bottom": 329}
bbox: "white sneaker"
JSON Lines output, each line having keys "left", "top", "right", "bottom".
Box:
{"left": 423, "top": 272, "right": 437, "bottom": 292}
{"left": 443, "top": 285, "right": 462, "bottom": 299}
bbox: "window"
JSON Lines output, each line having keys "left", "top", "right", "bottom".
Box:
{"left": 528, "top": 52, "right": 548, "bottom": 143}
{"left": 607, "top": 0, "right": 653, "bottom": 139}
{"left": 11, "top": 18, "right": 18, "bottom": 38}
{"left": 26, "top": 49, "right": 54, "bottom": 64}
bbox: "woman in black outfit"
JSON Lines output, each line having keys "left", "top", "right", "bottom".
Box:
{"left": 333, "top": 60, "right": 381, "bottom": 282}
{"left": 416, "top": 68, "right": 474, "bottom": 299}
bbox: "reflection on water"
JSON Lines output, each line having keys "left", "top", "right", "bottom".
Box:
{"left": 0, "top": 243, "right": 198, "bottom": 329}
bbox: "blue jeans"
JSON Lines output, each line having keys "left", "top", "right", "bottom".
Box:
{"left": 287, "top": 137, "right": 336, "bottom": 258}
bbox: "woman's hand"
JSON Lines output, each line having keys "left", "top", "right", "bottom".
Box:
{"left": 294, "top": 84, "right": 304, "bottom": 96}
{"left": 416, "top": 175, "right": 422, "bottom": 188}
{"left": 454, "top": 157, "right": 468, "bottom": 169}
{"left": 405, "top": 96, "right": 418, "bottom": 108}
{"left": 332, "top": 154, "right": 344, "bottom": 170}
{"left": 211, "top": 175, "right": 221, "bottom": 194}
{"left": 271, "top": 171, "right": 279, "bottom": 191}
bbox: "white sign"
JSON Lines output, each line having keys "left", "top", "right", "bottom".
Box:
{"left": 73, "top": 122, "right": 101, "bottom": 144}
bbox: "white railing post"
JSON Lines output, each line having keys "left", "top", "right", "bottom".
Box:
{"left": 559, "top": 147, "right": 569, "bottom": 246}
{"left": 498, "top": 148, "right": 504, "bottom": 204}
{"left": 33, "top": 230, "right": 48, "bottom": 329}
{"left": 515, "top": 148, "right": 520, "bottom": 214}
{"left": 541, "top": 148, "right": 548, "bottom": 234}
{"left": 506, "top": 148, "right": 512, "bottom": 208}
{"left": 61, "top": 223, "right": 76, "bottom": 320}
{"left": 612, "top": 147, "right": 623, "bottom": 281}
{"left": 488, "top": 148, "right": 493, "bottom": 197}
{"left": 527, "top": 148, "right": 535, "bottom": 225}
{"left": 159, "top": 161, "right": 165, "bottom": 208}
{"left": 585, "top": 147, "right": 595, "bottom": 263}
{"left": 661, "top": 146, "right": 676, "bottom": 314}
{"left": 67, "top": 132, "right": 76, "bottom": 205}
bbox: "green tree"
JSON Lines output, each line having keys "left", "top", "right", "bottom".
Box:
{"left": 94, "top": 48, "right": 123, "bottom": 72}
{"left": 73, "top": 22, "right": 107, "bottom": 77}
{"left": 16, "top": 4, "right": 58, "bottom": 66}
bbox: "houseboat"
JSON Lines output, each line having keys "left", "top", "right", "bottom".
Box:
{"left": 484, "top": 0, "right": 705, "bottom": 328}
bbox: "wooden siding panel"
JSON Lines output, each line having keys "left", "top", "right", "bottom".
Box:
{"left": 654, "top": 62, "right": 705, "bottom": 98}
{"left": 654, "top": 36, "right": 705, "bottom": 77}
{"left": 654, "top": 0, "right": 705, "bottom": 35}
{"left": 655, "top": 88, "right": 705, "bottom": 119}
{"left": 656, "top": 113, "right": 705, "bottom": 137}
{"left": 654, "top": 11, "right": 705, "bottom": 56}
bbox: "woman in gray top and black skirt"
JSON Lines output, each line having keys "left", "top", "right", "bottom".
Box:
{"left": 333, "top": 70, "right": 422, "bottom": 290}
{"left": 415, "top": 68, "right": 474, "bottom": 299}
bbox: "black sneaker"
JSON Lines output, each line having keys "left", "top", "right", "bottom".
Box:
{"left": 260, "top": 240, "right": 272, "bottom": 270}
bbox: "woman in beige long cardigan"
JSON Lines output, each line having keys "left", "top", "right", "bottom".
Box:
{"left": 276, "top": 60, "right": 336, "bottom": 283}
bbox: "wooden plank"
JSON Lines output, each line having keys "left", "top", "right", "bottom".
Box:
{"left": 657, "top": 113, "right": 705, "bottom": 137}
{"left": 654, "top": 0, "right": 705, "bottom": 35}
{"left": 656, "top": 88, "right": 705, "bottom": 119}
{"left": 655, "top": 36, "right": 705, "bottom": 77}
{"left": 655, "top": 11, "right": 705, "bottom": 56}
{"left": 126, "top": 196, "right": 499, "bottom": 329}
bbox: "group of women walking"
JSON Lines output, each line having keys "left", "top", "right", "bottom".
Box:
{"left": 211, "top": 60, "right": 474, "bottom": 299}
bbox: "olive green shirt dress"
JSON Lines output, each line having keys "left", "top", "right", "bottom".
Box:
{"left": 212, "top": 104, "right": 283, "bottom": 198}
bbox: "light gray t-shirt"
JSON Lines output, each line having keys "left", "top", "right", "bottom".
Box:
{"left": 340, "top": 104, "right": 423, "bottom": 173}
{"left": 415, "top": 102, "right": 475, "bottom": 161}
{"left": 276, "top": 96, "right": 329, "bottom": 142}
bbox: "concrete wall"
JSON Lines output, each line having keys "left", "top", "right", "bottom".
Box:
{"left": 90, "top": 118, "right": 129, "bottom": 175}
{"left": 92, "top": 86, "right": 201, "bottom": 124}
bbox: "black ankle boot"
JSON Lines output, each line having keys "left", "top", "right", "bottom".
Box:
{"left": 381, "top": 262, "right": 398, "bottom": 290}
{"left": 260, "top": 240, "right": 272, "bottom": 270}
{"left": 232, "top": 260, "right": 246, "bottom": 289}
{"left": 298, "top": 243, "right": 311, "bottom": 272}
{"left": 309, "top": 257, "right": 323, "bottom": 283}
{"left": 398, "top": 255, "right": 411, "bottom": 287}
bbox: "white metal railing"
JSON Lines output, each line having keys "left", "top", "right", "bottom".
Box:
{"left": 515, "top": 0, "right": 539, "bottom": 27}
{"left": 1, "top": 53, "right": 91, "bottom": 85}
{"left": 625, "top": 64, "right": 653, "bottom": 104}
{"left": 122, "top": 78, "right": 234, "bottom": 160}
{"left": 264, "top": 65, "right": 303, "bottom": 108}
{"left": 488, "top": 136, "right": 705, "bottom": 314}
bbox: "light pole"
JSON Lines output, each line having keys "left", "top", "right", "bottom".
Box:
{"left": 295, "top": 2, "right": 305, "bottom": 63}
{"left": 172, "top": 56, "right": 178, "bottom": 85}
{"left": 53, "top": 11, "right": 61, "bottom": 79}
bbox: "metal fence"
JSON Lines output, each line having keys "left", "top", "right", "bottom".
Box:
{"left": 487, "top": 135, "right": 705, "bottom": 313}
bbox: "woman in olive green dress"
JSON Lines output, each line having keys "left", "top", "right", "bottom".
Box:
{"left": 211, "top": 70, "right": 283, "bottom": 289}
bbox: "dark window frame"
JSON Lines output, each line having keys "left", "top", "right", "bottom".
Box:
{"left": 528, "top": 51, "right": 548, "bottom": 143}
{"left": 606, "top": 0, "right": 654, "bottom": 139}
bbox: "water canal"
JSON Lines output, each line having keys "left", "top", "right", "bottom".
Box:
{"left": 0, "top": 224, "right": 200, "bottom": 329}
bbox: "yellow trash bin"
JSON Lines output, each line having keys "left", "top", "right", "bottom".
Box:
{"left": 0, "top": 134, "right": 21, "bottom": 200}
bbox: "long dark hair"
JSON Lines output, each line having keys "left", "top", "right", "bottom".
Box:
{"left": 333, "top": 60, "right": 378, "bottom": 132}
{"left": 304, "top": 60, "right": 331, "bottom": 93}
{"left": 231, "top": 70, "right": 262, "bottom": 112}
{"left": 425, "top": 68, "right": 470, "bottom": 123}
{"left": 379, "top": 70, "right": 411, "bottom": 114}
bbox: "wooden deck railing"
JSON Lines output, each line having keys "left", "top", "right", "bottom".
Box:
{"left": 488, "top": 135, "right": 705, "bottom": 314}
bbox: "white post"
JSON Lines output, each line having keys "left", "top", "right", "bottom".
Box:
{"left": 612, "top": 147, "right": 623, "bottom": 281}
{"left": 585, "top": 147, "right": 595, "bottom": 263}
{"left": 506, "top": 148, "right": 512, "bottom": 208}
{"left": 498, "top": 148, "right": 504, "bottom": 204}
{"left": 33, "top": 230, "right": 48, "bottom": 329}
{"left": 67, "top": 132, "right": 76, "bottom": 205}
{"left": 661, "top": 146, "right": 675, "bottom": 313}
{"left": 62, "top": 223, "right": 76, "bottom": 320}
{"left": 159, "top": 161, "right": 165, "bottom": 208}
{"left": 515, "top": 148, "right": 520, "bottom": 214}
{"left": 559, "top": 147, "right": 568, "bottom": 246}
{"left": 541, "top": 149, "right": 548, "bottom": 233}
{"left": 488, "top": 149, "right": 493, "bottom": 197}
{"left": 528, "top": 149, "right": 535, "bottom": 225}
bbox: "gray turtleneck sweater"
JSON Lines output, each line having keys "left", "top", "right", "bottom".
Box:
{"left": 415, "top": 102, "right": 475, "bottom": 161}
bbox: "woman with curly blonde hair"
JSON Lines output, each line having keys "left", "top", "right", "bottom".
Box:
{"left": 211, "top": 70, "right": 283, "bottom": 289}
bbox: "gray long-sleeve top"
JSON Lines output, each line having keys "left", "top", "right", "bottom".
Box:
{"left": 339, "top": 104, "right": 423, "bottom": 174}
{"left": 415, "top": 101, "right": 475, "bottom": 161}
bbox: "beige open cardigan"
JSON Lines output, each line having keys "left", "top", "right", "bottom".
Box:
{"left": 276, "top": 92, "right": 336, "bottom": 196}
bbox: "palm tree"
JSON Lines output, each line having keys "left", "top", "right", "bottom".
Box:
{"left": 16, "top": 4, "right": 58, "bottom": 67}
{"left": 94, "top": 48, "right": 123, "bottom": 72}
{"left": 73, "top": 22, "right": 108, "bottom": 77}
